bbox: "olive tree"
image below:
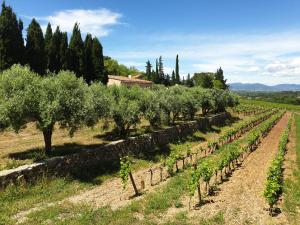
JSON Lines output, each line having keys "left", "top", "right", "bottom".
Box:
{"left": 85, "top": 83, "right": 112, "bottom": 127}
{"left": 181, "top": 89, "right": 198, "bottom": 120}
{"left": 109, "top": 85, "right": 143, "bottom": 136}
{"left": 159, "top": 86, "right": 185, "bottom": 125}
{"left": 191, "top": 87, "right": 215, "bottom": 116}
{"left": 140, "top": 89, "right": 162, "bottom": 128}
{"left": 38, "top": 71, "right": 90, "bottom": 153}
{"left": 0, "top": 65, "right": 90, "bottom": 154}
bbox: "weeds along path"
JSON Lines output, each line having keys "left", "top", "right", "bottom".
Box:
{"left": 187, "top": 112, "right": 291, "bottom": 225}
{"left": 14, "top": 113, "right": 269, "bottom": 223}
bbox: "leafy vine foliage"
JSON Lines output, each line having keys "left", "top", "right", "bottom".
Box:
{"left": 264, "top": 117, "right": 292, "bottom": 215}
{"left": 119, "top": 157, "right": 131, "bottom": 189}
{"left": 188, "top": 110, "right": 285, "bottom": 206}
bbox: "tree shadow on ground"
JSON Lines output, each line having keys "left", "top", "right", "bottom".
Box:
{"left": 8, "top": 142, "right": 108, "bottom": 162}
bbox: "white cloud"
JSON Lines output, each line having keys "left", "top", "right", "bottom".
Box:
{"left": 39, "top": 9, "right": 122, "bottom": 37}
{"left": 110, "top": 30, "right": 300, "bottom": 84}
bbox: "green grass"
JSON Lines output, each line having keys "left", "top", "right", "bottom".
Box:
{"left": 20, "top": 172, "right": 189, "bottom": 225}
{"left": 283, "top": 114, "right": 300, "bottom": 223}
{"left": 17, "top": 171, "right": 225, "bottom": 225}
{"left": 0, "top": 177, "right": 92, "bottom": 225}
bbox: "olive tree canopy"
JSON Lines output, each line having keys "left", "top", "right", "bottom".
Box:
{"left": 0, "top": 65, "right": 91, "bottom": 154}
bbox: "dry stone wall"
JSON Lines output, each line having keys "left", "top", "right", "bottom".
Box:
{"left": 0, "top": 112, "right": 230, "bottom": 189}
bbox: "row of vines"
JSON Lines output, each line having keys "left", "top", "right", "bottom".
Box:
{"left": 187, "top": 111, "right": 285, "bottom": 207}
{"left": 263, "top": 116, "right": 292, "bottom": 215}
{"left": 232, "top": 104, "right": 267, "bottom": 116}
{"left": 119, "top": 108, "right": 277, "bottom": 197}
{"left": 165, "top": 109, "right": 277, "bottom": 175}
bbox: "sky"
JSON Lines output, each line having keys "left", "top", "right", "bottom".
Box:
{"left": 5, "top": 0, "right": 300, "bottom": 85}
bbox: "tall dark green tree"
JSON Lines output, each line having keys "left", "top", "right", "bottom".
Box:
{"left": 84, "top": 33, "right": 93, "bottom": 83}
{"left": 145, "top": 60, "right": 152, "bottom": 80}
{"left": 25, "top": 18, "right": 46, "bottom": 75}
{"left": 215, "top": 67, "right": 228, "bottom": 89}
{"left": 186, "top": 73, "right": 193, "bottom": 87}
{"left": 60, "top": 32, "right": 68, "bottom": 70}
{"left": 175, "top": 54, "right": 180, "bottom": 84}
{"left": 68, "top": 23, "right": 85, "bottom": 76}
{"left": 151, "top": 69, "right": 156, "bottom": 82}
{"left": 154, "top": 58, "right": 159, "bottom": 83}
{"left": 92, "top": 37, "right": 107, "bottom": 84}
{"left": 48, "top": 26, "right": 62, "bottom": 73}
{"left": 158, "top": 56, "right": 164, "bottom": 79}
{"left": 171, "top": 70, "right": 176, "bottom": 85}
{"left": 0, "top": 2, "right": 24, "bottom": 71}
{"left": 164, "top": 74, "right": 171, "bottom": 86}
{"left": 193, "top": 72, "right": 214, "bottom": 88}
{"left": 44, "top": 23, "right": 52, "bottom": 70}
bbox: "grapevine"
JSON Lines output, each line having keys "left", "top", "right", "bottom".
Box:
{"left": 120, "top": 156, "right": 131, "bottom": 189}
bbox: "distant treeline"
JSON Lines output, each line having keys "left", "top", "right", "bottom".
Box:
{"left": 238, "top": 91, "right": 300, "bottom": 105}
{"left": 0, "top": 2, "right": 107, "bottom": 84}
{"left": 144, "top": 56, "right": 228, "bottom": 89}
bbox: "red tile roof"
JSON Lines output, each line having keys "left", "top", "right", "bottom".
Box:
{"left": 108, "top": 75, "right": 153, "bottom": 84}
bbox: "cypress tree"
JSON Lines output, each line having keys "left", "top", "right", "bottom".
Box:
{"left": 171, "top": 70, "right": 176, "bottom": 85}
{"left": 145, "top": 60, "right": 152, "bottom": 80}
{"left": 0, "top": 2, "right": 24, "bottom": 71}
{"left": 92, "top": 37, "right": 107, "bottom": 84}
{"left": 154, "top": 58, "right": 159, "bottom": 83}
{"left": 186, "top": 73, "right": 193, "bottom": 87}
{"left": 44, "top": 23, "right": 52, "bottom": 70}
{"left": 68, "top": 23, "right": 85, "bottom": 76}
{"left": 60, "top": 32, "right": 68, "bottom": 70}
{"left": 215, "top": 67, "right": 224, "bottom": 81}
{"left": 48, "top": 26, "right": 62, "bottom": 73}
{"left": 158, "top": 56, "right": 164, "bottom": 78}
{"left": 151, "top": 69, "right": 156, "bottom": 82}
{"left": 84, "top": 33, "right": 93, "bottom": 83}
{"left": 215, "top": 67, "right": 228, "bottom": 89}
{"left": 175, "top": 54, "right": 180, "bottom": 84}
{"left": 164, "top": 74, "right": 171, "bottom": 86}
{"left": 25, "top": 18, "right": 46, "bottom": 75}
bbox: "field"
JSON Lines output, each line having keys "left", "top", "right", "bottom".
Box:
{"left": 1, "top": 1, "right": 300, "bottom": 224}
{"left": 1, "top": 100, "right": 300, "bottom": 225}
{"left": 241, "top": 99, "right": 300, "bottom": 112}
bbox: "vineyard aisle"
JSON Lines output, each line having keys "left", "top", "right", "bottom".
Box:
{"left": 189, "top": 112, "right": 291, "bottom": 225}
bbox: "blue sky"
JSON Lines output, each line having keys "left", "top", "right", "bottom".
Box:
{"left": 5, "top": 0, "right": 300, "bottom": 84}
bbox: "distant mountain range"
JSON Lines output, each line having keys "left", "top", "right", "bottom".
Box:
{"left": 229, "top": 83, "right": 300, "bottom": 92}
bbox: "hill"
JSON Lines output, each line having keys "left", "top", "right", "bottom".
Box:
{"left": 229, "top": 83, "right": 300, "bottom": 92}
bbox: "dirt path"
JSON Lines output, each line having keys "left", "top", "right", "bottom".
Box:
{"left": 183, "top": 112, "right": 291, "bottom": 225}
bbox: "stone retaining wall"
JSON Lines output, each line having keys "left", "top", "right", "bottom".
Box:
{"left": 0, "top": 112, "right": 230, "bottom": 189}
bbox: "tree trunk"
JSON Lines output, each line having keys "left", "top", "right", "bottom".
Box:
{"left": 43, "top": 126, "right": 53, "bottom": 155}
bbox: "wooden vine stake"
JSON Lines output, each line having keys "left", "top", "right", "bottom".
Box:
{"left": 159, "top": 166, "right": 163, "bottom": 182}
{"left": 120, "top": 156, "right": 139, "bottom": 197}
{"left": 129, "top": 172, "right": 139, "bottom": 196}
{"left": 149, "top": 168, "right": 153, "bottom": 186}
{"left": 194, "top": 164, "right": 202, "bottom": 205}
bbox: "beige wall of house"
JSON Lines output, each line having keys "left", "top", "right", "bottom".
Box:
{"left": 107, "top": 79, "right": 122, "bottom": 86}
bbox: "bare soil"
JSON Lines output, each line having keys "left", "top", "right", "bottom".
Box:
{"left": 171, "top": 112, "right": 292, "bottom": 225}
